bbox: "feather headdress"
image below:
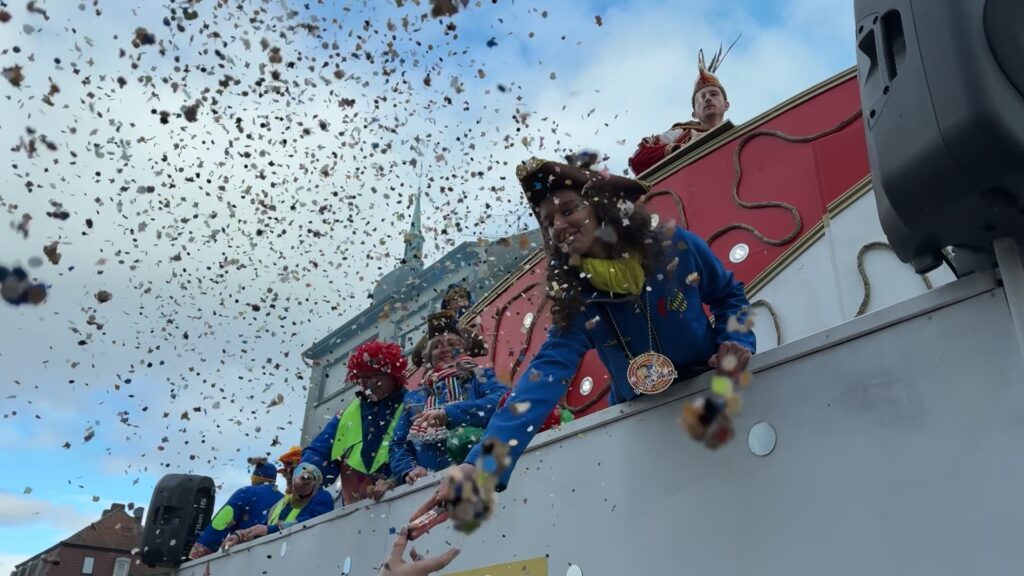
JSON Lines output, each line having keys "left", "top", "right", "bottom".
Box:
{"left": 693, "top": 35, "right": 741, "bottom": 105}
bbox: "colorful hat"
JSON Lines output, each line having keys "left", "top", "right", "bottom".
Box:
{"left": 515, "top": 158, "right": 650, "bottom": 210}
{"left": 248, "top": 457, "right": 277, "bottom": 484}
{"left": 346, "top": 339, "right": 408, "bottom": 385}
{"left": 427, "top": 310, "right": 460, "bottom": 340}
{"left": 441, "top": 284, "right": 473, "bottom": 313}
{"left": 692, "top": 39, "right": 738, "bottom": 105}
{"left": 293, "top": 461, "right": 323, "bottom": 485}
{"left": 277, "top": 445, "right": 302, "bottom": 468}
{"left": 424, "top": 310, "right": 488, "bottom": 359}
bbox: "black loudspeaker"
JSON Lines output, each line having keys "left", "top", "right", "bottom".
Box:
{"left": 141, "top": 474, "right": 216, "bottom": 568}
{"left": 855, "top": 0, "right": 1024, "bottom": 273}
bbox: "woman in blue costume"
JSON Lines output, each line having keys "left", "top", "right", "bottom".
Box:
{"left": 390, "top": 310, "right": 509, "bottom": 486}
{"left": 414, "top": 157, "right": 755, "bottom": 515}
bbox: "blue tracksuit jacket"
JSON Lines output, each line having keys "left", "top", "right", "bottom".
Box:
{"left": 465, "top": 226, "right": 756, "bottom": 488}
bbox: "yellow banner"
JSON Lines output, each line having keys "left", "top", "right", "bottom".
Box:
{"left": 443, "top": 557, "right": 547, "bottom": 576}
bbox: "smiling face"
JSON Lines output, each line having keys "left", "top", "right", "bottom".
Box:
{"left": 692, "top": 85, "right": 729, "bottom": 127}
{"left": 538, "top": 190, "right": 602, "bottom": 257}
{"left": 428, "top": 332, "right": 465, "bottom": 368}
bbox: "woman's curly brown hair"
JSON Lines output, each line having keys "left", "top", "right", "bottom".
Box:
{"left": 540, "top": 189, "right": 663, "bottom": 329}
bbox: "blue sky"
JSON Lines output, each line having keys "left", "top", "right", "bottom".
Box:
{"left": 0, "top": 0, "right": 854, "bottom": 571}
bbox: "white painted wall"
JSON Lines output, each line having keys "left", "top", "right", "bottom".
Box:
{"left": 750, "top": 189, "right": 956, "bottom": 352}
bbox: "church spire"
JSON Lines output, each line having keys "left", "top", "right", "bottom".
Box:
{"left": 403, "top": 188, "right": 425, "bottom": 268}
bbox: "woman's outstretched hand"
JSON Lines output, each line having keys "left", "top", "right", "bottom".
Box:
{"left": 378, "top": 527, "right": 460, "bottom": 576}
{"left": 708, "top": 341, "right": 752, "bottom": 375}
{"left": 409, "top": 463, "right": 476, "bottom": 523}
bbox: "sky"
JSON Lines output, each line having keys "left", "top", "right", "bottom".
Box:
{"left": 0, "top": 0, "right": 854, "bottom": 572}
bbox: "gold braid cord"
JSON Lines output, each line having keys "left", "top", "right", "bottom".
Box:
{"left": 488, "top": 283, "right": 549, "bottom": 382}
{"left": 638, "top": 189, "right": 689, "bottom": 229}
{"left": 707, "top": 109, "right": 863, "bottom": 247}
{"left": 856, "top": 241, "right": 934, "bottom": 317}
{"left": 749, "top": 299, "right": 783, "bottom": 347}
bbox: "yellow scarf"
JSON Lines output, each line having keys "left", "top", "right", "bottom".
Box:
{"left": 580, "top": 255, "right": 645, "bottom": 295}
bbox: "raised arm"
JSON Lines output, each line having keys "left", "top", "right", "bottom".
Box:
{"left": 464, "top": 319, "right": 592, "bottom": 490}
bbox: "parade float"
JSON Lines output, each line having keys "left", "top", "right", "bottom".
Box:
{"left": 160, "top": 2, "right": 1024, "bottom": 572}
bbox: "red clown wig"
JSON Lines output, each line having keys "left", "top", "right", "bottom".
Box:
{"left": 346, "top": 340, "right": 408, "bottom": 386}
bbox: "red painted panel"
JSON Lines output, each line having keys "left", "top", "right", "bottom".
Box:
{"left": 458, "top": 74, "right": 869, "bottom": 420}
{"left": 647, "top": 78, "right": 867, "bottom": 284}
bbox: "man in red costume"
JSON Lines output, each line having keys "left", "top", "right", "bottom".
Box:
{"left": 628, "top": 49, "right": 732, "bottom": 176}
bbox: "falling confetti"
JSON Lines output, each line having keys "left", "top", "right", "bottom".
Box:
{"left": 42, "top": 242, "right": 60, "bottom": 265}
{"left": 0, "top": 0, "right": 686, "bottom": 521}
{"left": 2, "top": 65, "right": 25, "bottom": 87}
{"left": 267, "top": 393, "right": 285, "bottom": 408}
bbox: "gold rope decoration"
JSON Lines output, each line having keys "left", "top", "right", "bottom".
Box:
{"left": 637, "top": 189, "right": 689, "bottom": 229}
{"left": 856, "top": 241, "right": 934, "bottom": 317}
{"left": 487, "top": 282, "right": 550, "bottom": 382}
{"left": 706, "top": 109, "right": 863, "bottom": 247}
{"left": 749, "top": 298, "right": 783, "bottom": 347}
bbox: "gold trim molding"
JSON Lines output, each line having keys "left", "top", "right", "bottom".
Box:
{"left": 745, "top": 177, "right": 874, "bottom": 297}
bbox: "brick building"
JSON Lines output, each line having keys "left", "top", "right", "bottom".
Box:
{"left": 11, "top": 503, "right": 167, "bottom": 576}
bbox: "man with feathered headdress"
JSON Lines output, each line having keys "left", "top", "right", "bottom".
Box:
{"left": 628, "top": 43, "right": 736, "bottom": 176}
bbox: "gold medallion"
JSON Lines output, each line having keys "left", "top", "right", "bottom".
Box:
{"left": 626, "top": 352, "right": 677, "bottom": 394}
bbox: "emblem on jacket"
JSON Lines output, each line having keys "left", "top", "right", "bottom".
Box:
{"left": 657, "top": 290, "right": 688, "bottom": 316}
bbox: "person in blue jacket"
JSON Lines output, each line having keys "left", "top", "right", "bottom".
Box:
{"left": 414, "top": 157, "right": 756, "bottom": 509}
{"left": 390, "top": 310, "right": 509, "bottom": 487}
{"left": 227, "top": 462, "right": 334, "bottom": 544}
{"left": 301, "top": 339, "right": 409, "bottom": 504}
{"left": 188, "top": 458, "right": 283, "bottom": 558}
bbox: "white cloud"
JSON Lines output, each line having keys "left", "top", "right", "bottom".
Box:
{"left": 0, "top": 553, "right": 34, "bottom": 575}
{"left": 0, "top": 492, "right": 97, "bottom": 531}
